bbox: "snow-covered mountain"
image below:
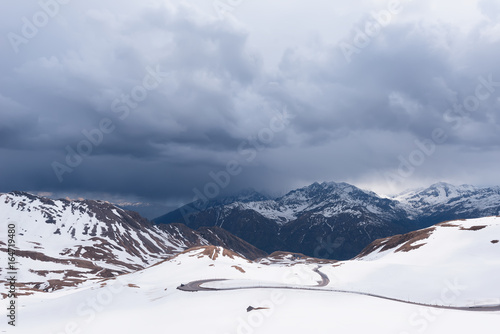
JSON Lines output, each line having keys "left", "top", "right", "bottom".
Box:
{"left": 394, "top": 182, "right": 500, "bottom": 222}
{"left": 7, "top": 217, "right": 500, "bottom": 334}
{"left": 155, "top": 182, "right": 415, "bottom": 259}
{"left": 229, "top": 182, "right": 403, "bottom": 224}
{"left": 0, "top": 192, "right": 266, "bottom": 292}
{"left": 155, "top": 182, "right": 500, "bottom": 260}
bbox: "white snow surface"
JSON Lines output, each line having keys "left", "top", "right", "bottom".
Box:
{"left": 3, "top": 218, "right": 500, "bottom": 333}
{"left": 224, "top": 182, "right": 394, "bottom": 224}
{"left": 323, "top": 216, "right": 500, "bottom": 306}
{"left": 394, "top": 182, "right": 500, "bottom": 215}
{"left": 217, "top": 182, "right": 500, "bottom": 225}
{"left": 0, "top": 192, "right": 202, "bottom": 287}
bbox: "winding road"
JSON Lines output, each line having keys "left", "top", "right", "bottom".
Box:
{"left": 177, "top": 266, "right": 500, "bottom": 312}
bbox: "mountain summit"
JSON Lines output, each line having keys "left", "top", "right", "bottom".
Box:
{"left": 155, "top": 181, "right": 500, "bottom": 260}
{"left": 0, "top": 191, "right": 266, "bottom": 292}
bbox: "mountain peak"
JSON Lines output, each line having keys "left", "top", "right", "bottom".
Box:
{"left": 230, "top": 188, "right": 270, "bottom": 202}
{"left": 429, "top": 181, "right": 454, "bottom": 188}
{"left": 177, "top": 245, "right": 248, "bottom": 261}
{"left": 286, "top": 181, "right": 350, "bottom": 196}
{"left": 427, "top": 182, "right": 463, "bottom": 192}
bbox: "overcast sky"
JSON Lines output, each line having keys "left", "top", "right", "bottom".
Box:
{"left": 1, "top": 0, "right": 500, "bottom": 211}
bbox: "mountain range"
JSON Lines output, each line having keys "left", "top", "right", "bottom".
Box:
{"left": 2, "top": 184, "right": 500, "bottom": 334}
{"left": 154, "top": 181, "right": 500, "bottom": 259}
{"left": 0, "top": 191, "right": 264, "bottom": 293}
{"left": 2, "top": 181, "right": 500, "bottom": 293}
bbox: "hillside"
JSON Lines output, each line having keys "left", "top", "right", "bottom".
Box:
{"left": 321, "top": 216, "right": 500, "bottom": 306}
{"left": 0, "top": 192, "right": 266, "bottom": 293}
{"left": 5, "top": 217, "right": 500, "bottom": 334}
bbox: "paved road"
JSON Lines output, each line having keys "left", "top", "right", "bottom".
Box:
{"left": 313, "top": 266, "right": 329, "bottom": 287}
{"left": 178, "top": 266, "right": 329, "bottom": 292}
{"left": 178, "top": 279, "right": 227, "bottom": 292}
{"left": 177, "top": 266, "right": 500, "bottom": 312}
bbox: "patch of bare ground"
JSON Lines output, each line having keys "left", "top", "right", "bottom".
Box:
{"left": 28, "top": 269, "right": 53, "bottom": 277}
{"left": 4, "top": 248, "right": 136, "bottom": 273}
{"left": 27, "top": 241, "right": 44, "bottom": 249}
{"left": 356, "top": 227, "right": 435, "bottom": 258}
{"left": 0, "top": 246, "right": 134, "bottom": 292}
{"left": 247, "top": 306, "right": 270, "bottom": 312}
{"left": 460, "top": 225, "right": 487, "bottom": 231}
{"left": 222, "top": 248, "right": 241, "bottom": 259}
{"left": 17, "top": 286, "right": 35, "bottom": 296}
{"left": 197, "top": 246, "right": 221, "bottom": 260}
{"left": 232, "top": 265, "right": 245, "bottom": 273}
{"left": 437, "top": 223, "right": 460, "bottom": 228}
{"left": 127, "top": 283, "right": 140, "bottom": 288}
{"left": 0, "top": 284, "right": 35, "bottom": 298}
{"left": 491, "top": 240, "right": 499, "bottom": 244}
{"left": 45, "top": 279, "right": 77, "bottom": 291}
{"left": 180, "top": 245, "right": 250, "bottom": 262}
{"left": 26, "top": 278, "right": 86, "bottom": 292}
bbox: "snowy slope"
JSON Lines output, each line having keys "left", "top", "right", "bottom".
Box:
{"left": 222, "top": 182, "right": 405, "bottom": 224}
{"left": 0, "top": 192, "right": 265, "bottom": 292}
{"left": 9, "top": 280, "right": 499, "bottom": 334}
{"left": 322, "top": 216, "right": 500, "bottom": 306}
{"left": 394, "top": 182, "right": 500, "bottom": 218}
{"left": 5, "top": 218, "right": 500, "bottom": 334}
{"left": 394, "top": 182, "right": 477, "bottom": 206}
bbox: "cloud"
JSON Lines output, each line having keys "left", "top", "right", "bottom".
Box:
{"left": 1, "top": 0, "right": 500, "bottom": 206}
{"left": 478, "top": 0, "right": 500, "bottom": 21}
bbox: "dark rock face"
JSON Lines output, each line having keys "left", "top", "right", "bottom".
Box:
{"left": 157, "top": 223, "right": 267, "bottom": 260}
{"left": 170, "top": 207, "right": 282, "bottom": 254}
{"left": 154, "top": 182, "right": 500, "bottom": 260}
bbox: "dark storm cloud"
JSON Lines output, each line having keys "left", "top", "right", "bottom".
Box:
{"left": 1, "top": 0, "right": 500, "bottom": 205}
{"left": 0, "top": 1, "right": 279, "bottom": 201}
{"left": 274, "top": 22, "right": 500, "bottom": 143}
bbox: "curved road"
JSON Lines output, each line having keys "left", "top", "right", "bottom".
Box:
{"left": 177, "top": 266, "right": 500, "bottom": 312}
{"left": 178, "top": 266, "right": 329, "bottom": 292}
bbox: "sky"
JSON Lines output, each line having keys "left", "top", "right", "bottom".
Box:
{"left": 1, "top": 0, "right": 500, "bottom": 216}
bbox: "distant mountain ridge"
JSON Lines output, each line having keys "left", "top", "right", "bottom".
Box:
{"left": 154, "top": 181, "right": 500, "bottom": 260}
{"left": 394, "top": 182, "right": 500, "bottom": 223}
